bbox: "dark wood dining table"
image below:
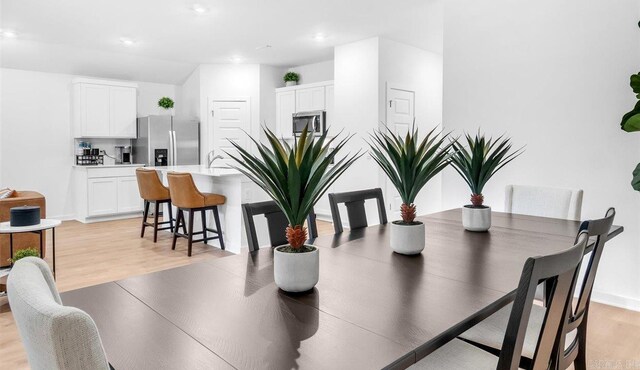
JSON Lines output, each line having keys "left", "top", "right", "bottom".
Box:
{"left": 61, "top": 209, "right": 623, "bottom": 370}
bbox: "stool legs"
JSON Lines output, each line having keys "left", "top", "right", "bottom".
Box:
{"left": 172, "top": 209, "right": 183, "bottom": 250}
{"left": 153, "top": 204, "right": 160, "bottom": 243}
{"left": 187, "top": 209, "right": 195, "bottom": 257}
{"left": 141, "top": 200, "right": 150, "bottom": 237}
{"left": 213, "top": 206, "right": 225, "bottom": 250}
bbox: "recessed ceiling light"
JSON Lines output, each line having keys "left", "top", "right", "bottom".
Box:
{"left": 192, "top": 4, "right": 208, "bottom": 14}
{"left": 313, "top": 33, "right": 326, "bottom": 42}
{"left": 2, "top": 30, "right": 18, "bottom": 39}
{"left": 119, "top": 37, "right": 136, "bottom": 47}
{"left": 229, "top": 55, "right": 244, "bottom": 64}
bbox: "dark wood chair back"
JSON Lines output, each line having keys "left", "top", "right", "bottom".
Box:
{"left": 497, "top": 231, "right": 588, "bottom": 370}
{"left": 328, "top": 188, "right": 387, "bottom": 234}
{"left": 242, "top": 200, "right": 318, "bottom": 252}
{"left": 557, "top": 208, "right": 615, "bottom": 369}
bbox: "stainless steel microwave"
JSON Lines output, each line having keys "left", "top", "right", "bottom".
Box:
{"left": 292, "top": 110, "right": 326, "bottom": 136}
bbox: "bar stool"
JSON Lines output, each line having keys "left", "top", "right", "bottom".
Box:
{"left": 167, "top": 172, "right": 226, "bottom": 256}
{"left": 136, "top": 168, "right": 174, "bottom": 243}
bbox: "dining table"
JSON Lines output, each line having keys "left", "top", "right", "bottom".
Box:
{"left": 61, "top": 209, "right": 623, "bottom": 370}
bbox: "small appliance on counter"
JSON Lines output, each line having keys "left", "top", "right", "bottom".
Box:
{"left": 10, "top": 206, "right": 41, "bottom": 227}
{"left": 115, "top": 145, "right": 133, "bottom": 164}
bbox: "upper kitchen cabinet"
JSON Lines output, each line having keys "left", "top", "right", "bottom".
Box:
{"left": 275, "top": 81, "right": 333, "bottom": 138}
{"left": 73, "top": 78, "right": 138, "bottom": 138}
{"left": 295, "top": 86, "right": 325, "bottom": 112}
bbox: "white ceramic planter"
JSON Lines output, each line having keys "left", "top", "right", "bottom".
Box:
{"left": 462, "top": 205, "right": 492, "bottom": 232}
{"left": 274, "top": 245, "right": 319, "bottom": 293}
{"left": 285, "top": 81, "right": 297, "bottom": 87}
{"left": 390, "top": 221, "right": 425, "bottom": 255}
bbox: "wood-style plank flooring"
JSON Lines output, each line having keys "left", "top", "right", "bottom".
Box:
{"left": 0, "top": 217, "right": 638, "bottom": 369}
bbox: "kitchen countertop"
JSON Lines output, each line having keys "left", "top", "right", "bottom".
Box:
{"left": 151, "top": 165, "right": 243, "bottom": 177}
{"left": 72, "top": 164, "right": 146, "bottom": 168}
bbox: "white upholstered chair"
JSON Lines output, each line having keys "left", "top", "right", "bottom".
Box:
{"left": 7, "top": 257, "right": 110, "bottom": 370}
{"left": 504, "top": 185, "right": 583, "bottom": 221}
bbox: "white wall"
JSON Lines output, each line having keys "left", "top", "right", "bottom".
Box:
{"left": 288, "top": 60, "right": 334, "bottom": 85}
{"left": 443, "top": 0, "right": 640, "bottom": 310}
{"left": 260, "top": 65, "right": 288, "bottom": 134}
{"left": 0, "top": 68, "right": 179, "bottom": 219}
{"left": 178, "top": 66, "right": 201, "bottom": 119}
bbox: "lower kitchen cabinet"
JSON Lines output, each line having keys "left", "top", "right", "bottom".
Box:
{"left": 75, "top": 165, "right": 144, "bottom": 222}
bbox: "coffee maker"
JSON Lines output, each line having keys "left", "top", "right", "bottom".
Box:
{"left": 115, "top": 146, "right": 133, "bottom": 164}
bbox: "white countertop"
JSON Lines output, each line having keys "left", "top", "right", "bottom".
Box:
{"left": 73, "top": 164, "right": 145, "bottom": 168}
{"left": 151, "top": 165, "right": 243, "bottom": 177}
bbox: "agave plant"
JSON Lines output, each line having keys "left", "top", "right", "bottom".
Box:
{"left": 369, "top": 125, "right": 454, "bottom": 224}
{"left": 227, "top": 125, "right": 360, "bottom": 251}
{"left": 450, "top": 132, "right": 524, "bottom": 207}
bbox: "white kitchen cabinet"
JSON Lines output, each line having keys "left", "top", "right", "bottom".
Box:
{"left": 295, "top": 86, "right": 325, "bottom": 112}
{"left": 73, "top": 78, "right": 138, "bottom": 139}
{"left": 276, "top": 90, "right": 296, "bottom": 137}
{"left": 117, "top": 176, "right": 143, "bottom": 213}
{"left": 325, "top": 84, "right": 335, "bottom": 128}
{"left": 109, "top": 87, "right": 137, "bottom": 137}
{"left": 81, "top": 84, "right": 111, "bottom": 137}
{"left": 87, "top": 178, "right": 118, "bottom": 216}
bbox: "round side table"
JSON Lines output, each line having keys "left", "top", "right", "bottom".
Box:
{"left": 0, "top": 219, "right": 61, "bottom": 279}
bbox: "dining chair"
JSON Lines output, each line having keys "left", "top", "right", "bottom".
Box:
{"left": 410, "top": 231, "right": 588, "bottom": 370}
{"left": 7, "top": 257, "right": 111, "bottom": 370}
{"left": 328, "top": 188, "right": 387, "bottom": 234}
{"left": 242, "top": 200, "right": 318, "bottom": 252}
{"left": 458, "top": 208, "right": 616, "bottom": 370}
{"left": 505, "top": 185, "right": 584, "bottom": 221}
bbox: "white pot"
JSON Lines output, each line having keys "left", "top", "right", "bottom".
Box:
{"left": 285, "top": 81, "right": 297, "bottom": 87}
{"left": 462, "top": 205, "right": 492, "bottom": 232}
{"left": 390, "top": 221, "right": 425, "bottom": 255}
{"left": 274, "top": 245, "right": 319, "bottom": 293}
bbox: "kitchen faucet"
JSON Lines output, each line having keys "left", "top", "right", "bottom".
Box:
{"left": 207, "top": 150, "right": 224, "bottom": 168}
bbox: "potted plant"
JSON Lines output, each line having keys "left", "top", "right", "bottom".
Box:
{"left": 369, "top": 125, "right": 454, "bottom": 255}
{"left": 450, "top": 132, "right": 524, "bottom": 232}
{"left": 8, "top": 248, "right": 39, "bottom": 265}
{"left": 620, "top": 71, "right": 640, "bottom": 190}
{"left": 283, "top": 72, "right": 300, "bottom": 87}
{"left": 227, "top": 125, "right": 360, "bottom": 292}
{"left": 158, "top": 96, "right": 175, "bottom": 116}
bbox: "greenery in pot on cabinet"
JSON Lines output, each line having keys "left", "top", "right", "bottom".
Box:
{"left": 450, "top": 132, "right": 524, "bottom": 232}
{"left": 283, "top": 72, "right": 300, "bottom": 86}
{"left": 369, "top": 125, "right": 454, "bottom": 255}
{"left": 227, "top": 125, "right": 360, "bottom": 292}
{"left": 158, "top": 96, "right": 175, "bottom": 115}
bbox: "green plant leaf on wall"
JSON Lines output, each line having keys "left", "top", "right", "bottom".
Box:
{"left": 630, "top": 72, "right": 640, "bottom": 98}
{"left": 632, "top": 163, "right": 640, "bottom": 191}
{"left": 621, "top": 100, "right": 640, "bottom": 132}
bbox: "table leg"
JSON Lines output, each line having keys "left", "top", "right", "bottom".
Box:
{"left": 52, "top": 228, "right": 56, "bottom": 279}
{"left": 9, "top": 233, "right": 13, "bottom": 266}
{"left": 39, "top": 230, "right": 44, "bottom": 263}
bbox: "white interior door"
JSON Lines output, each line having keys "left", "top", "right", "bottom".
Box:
{"left": 210, "top": 100, "right": 250, "bottom": 164}
{"left": 385, "top": 85, "right": 415, "bottom": 220}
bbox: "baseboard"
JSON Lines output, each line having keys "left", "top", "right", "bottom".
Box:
{"left": 75, "top": 213, "right": 142, "bottom": 224}
{"left": 590, "top": 290, "right": 640, "bottom": 312}
{"left": 48, "top": 213, "right": 76, "bottom": 221}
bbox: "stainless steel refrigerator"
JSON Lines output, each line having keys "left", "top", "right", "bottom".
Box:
{"left": 133, "top": 116, "right": 200, "bottom": 166}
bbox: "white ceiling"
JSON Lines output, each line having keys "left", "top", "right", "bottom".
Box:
{"left": 0, "top": 0, "right": 443, "bottom": 85}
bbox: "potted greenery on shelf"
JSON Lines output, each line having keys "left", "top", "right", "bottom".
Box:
{"left": 450, "top": 132, "right": 523, "bottom": 232}
{"left": 8, "top": 248, "right": 39, "bottom": 265}
{"left": 369, "top": 125, "right": 453, "bottom": 255}
{"left": 283, "top": 72, "right": 300, "bottom": 87}
{"left": 227, "top": 125, "right": 360, "bottom": 292}
{"left": 158, "top": 96, "right": 175, "bottom": 116}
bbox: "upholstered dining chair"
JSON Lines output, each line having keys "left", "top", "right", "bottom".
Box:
{"left": 505, "top": 185, "right": 584, "bottom": 221}
{"left": 328, "top": 188, "right": 387, "bottom": 234}
{"left": 7, "top": 257, "right": 111, "bottom": 370}
{"left": 459, "top": 208, "right": 616, "bottom": 370}
{"left": 242, "top": 200, "right": 318, "bottom": 252}
{"left": 410, "top": 231, "right": 588, "bottom": 370}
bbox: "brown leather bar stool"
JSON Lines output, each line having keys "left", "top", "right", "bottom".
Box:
{"left": 136, "top": 168, "right": 175, "bottom": 243}
{"left": 167, "top": 172, "right": 226, "bottom": 256}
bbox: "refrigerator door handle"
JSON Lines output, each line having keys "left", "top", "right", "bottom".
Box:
{"left": 168, "top": 130, "right": 174, "bottom": 166}
{"left": 172, "top": 130, "right": 178, "bottom": 165}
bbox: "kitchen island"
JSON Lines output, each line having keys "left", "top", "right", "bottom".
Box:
{"left": 153, "top": 165, "right": 269, "bottom": 254}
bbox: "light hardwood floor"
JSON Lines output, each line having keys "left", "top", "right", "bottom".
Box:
{"left": 0, "top": 217, "right": 638, "bottom": 369}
